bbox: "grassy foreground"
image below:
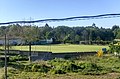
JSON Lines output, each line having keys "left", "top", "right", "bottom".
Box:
{"left": 11, "top": 44, "right": 109, "bottom": 53}
{"left": 1, "top": 54, "right": 120, "bottom": 79}
{"left": 0, "top": 68, "right": 4, "bottom": 79}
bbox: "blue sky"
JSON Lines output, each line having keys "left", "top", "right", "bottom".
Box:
{"left": 0, "top": 0, "right": 120, "bottom": 28}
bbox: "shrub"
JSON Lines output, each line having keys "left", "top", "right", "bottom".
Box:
{"left": 77, "top": 62, "right": 106, "bottom": 75}
{"left": 48, "top": 58, "right": 107, "bottom": 75}
{"left": 37, "top": 64, "right": 50, "bottom": 73}
{"left": 24, "top": 63, "right": 50, "bottom": 73}
{"left": 8, "top": 62, "right": 25, "bottom": 70}
{"left": 63, "top": 62, "right": 78, "bottom": 72}
{"left": 0, "top": 61, "right": 4, "bottom": 67}
{"left": 109, "top": 44, "right": 120, "bottom": 53}
{"left": 9, "top": 55, "right": 28, "bottom": 62}
{"left": 49, "top": 68, "right": 66, "bottom": 74}
{"left": 24, "top": 64, "right": 32, "bottom": 72}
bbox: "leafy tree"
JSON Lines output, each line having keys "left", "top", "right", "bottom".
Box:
{"left": 75, "top": 35, "right": 81, "bottom": 44}
{"left": 0, "top": 23, "right": 118, "bottom": 45}
{"left": 116, "top": 29, "right": 120, "bottom": 39}
{"left": 112, "top": 25, "right": 119, "bottom": 31}
{"left": 82, "top": 30, "right": 89, "bottom": 43}
{"left": 21, "top": 25, "right": 40, "bottom": 61}
{"left": 63, "top": 34, "right": 70, "bottom": 43}
{"left": 41, "top": 23, "right": 52, "bottom": 39}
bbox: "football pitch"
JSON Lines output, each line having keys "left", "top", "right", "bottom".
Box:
{"left": 11, "top": 44, "right": 109, "bottom": 53}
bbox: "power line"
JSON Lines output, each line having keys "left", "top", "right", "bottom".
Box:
{"left": 0, "top": 13, "right": 120, "bottom": 25}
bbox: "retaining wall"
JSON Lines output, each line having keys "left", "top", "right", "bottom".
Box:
{"left": 0, "top": 49, "right": 97, "bottom": 61}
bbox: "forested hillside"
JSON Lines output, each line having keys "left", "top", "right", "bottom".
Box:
{"left": 0, "top": 23, "right": 119, "bottom": 44}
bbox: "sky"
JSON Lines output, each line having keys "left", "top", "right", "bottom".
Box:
{"left": 0, "top": 0, "right": 120, "bottom": 28}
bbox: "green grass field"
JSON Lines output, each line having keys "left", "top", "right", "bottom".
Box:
{"left": 11, "top": 44, "right": 109, "bottom": 53}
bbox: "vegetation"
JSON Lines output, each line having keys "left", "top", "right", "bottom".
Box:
{"left": 9, "top": 55, "right": 28, "bottom": 62}
{"left": 109, "top": 44, "right": 120, "bottom": 53}
{"left": 1, "top": 53, "right": 120, "bottom": 79}
{"left": 0, "top": 23, "right": 119, "bottom": 45}
{"left": 0, "top": 23, "right": 120, "bottom": 79}
{"left": 10, "top": 44, "right": 108, "bottom": 53}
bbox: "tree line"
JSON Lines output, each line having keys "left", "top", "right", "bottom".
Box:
{"left": 0, "top": 23, "right": 119, "bottom": 45}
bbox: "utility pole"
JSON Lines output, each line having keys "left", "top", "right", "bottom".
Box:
{"left": 29, "top": 17, "right": 32, "bottom": 62}
{"left": 29, "top": 42, "right": 31, "bottom": 62}
{"left": 4, "top": 33, "right": 7, "bottom": 79}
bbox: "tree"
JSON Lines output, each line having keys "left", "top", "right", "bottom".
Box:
{"left": 22, "top": 25, "right": 40, "bottom": 61}
{"left": 53, "top": 26, "right": 73, "bottom": 43}
{"left": 89, "top": 30, "right": 93, "bottom": 44}
{"left": 8, "top": 24, "right": 23, "bottom": 37}
{"left": 112, "top": 25, "right": 119, "bottom": 38}
{"left": 75, "top": 35, "right": 81, "bottom": 44}
{"left": 116, "top": 29, "right": 120, "bottom": 39}
{"left": 41, "top": 23, "right": 52, "bottom": 39}
{"left": 92, "top": 23, "right": 96, "bottom": 27}
{"left": 112, "top": 25, "right": 119, "bottom": 31}
{"left": 0, "top": 23, "right": 118, "bottom": 45}
{"left": 82, "top": 30, "right": 89, "bottom": 44}
{"left": 63, "top": 34, "right": 70, "bottom": 43}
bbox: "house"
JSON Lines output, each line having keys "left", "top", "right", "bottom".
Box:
{"left": 0, "top": 38, "right": 53, "bottom": 45}
{"left": 33, "top": 38, "right": 53, "bottom": 45}
{"left": 0, "top": 38, "right": 23, "bottom": 45}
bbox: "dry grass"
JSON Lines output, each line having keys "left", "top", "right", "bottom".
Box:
{"left": 0, "top": 68, "right": 4, "bottom": 79}
{"left": 41, "top": 73, "right": 120, "bottom": 79}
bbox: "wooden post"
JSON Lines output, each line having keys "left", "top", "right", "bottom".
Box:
{"left": 29, "top": 42, "right": 31, "bottom": 61}
{"left": 4, "top": 34, "right": 7, "bottom": 79}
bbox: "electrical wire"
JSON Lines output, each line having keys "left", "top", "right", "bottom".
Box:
{"left": 0, "top": 13, "right": 120, "bottom": 25}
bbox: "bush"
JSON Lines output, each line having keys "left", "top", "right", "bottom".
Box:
{"left": 63, "top": 62, "right": 78, "bottom": 72}
{"left": 0, "top": 61, "right": 4, "bottom": 67}
{"left": 24, "top": 63, "right": 50, "bottom": 73}
{"left": 109, "top": 44, "right": 120, "bottom": 53}
{"left": 8, "top": 57, "right": 119, "bottom": 76}
{"left": 48, "top": 58, "right": 106, "bottom": 75}
{"left": 49, "top": 58, "right": 78, "bottom": 73}
{"left": 9, "top": 55, "right": 28, "bottom": 62}
{"left": 50, "top": 69, "right": 66, "bottom": 74}
{"left": 77, "top": 62, "right": 106, "bottom": 75}
{"left": 24, "top": 64, "right": 32, "bottom": 72}
{"left": 8, "top": 62, "right": 25, "bottom": 70}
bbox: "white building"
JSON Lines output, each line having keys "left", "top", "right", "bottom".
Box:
{"left": 0, "top": 38, "right": 23, "bottom": 45}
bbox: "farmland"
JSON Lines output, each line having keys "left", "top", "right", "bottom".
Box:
{"left": 11, "top": 44, "right": 109, "bottom": 53}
